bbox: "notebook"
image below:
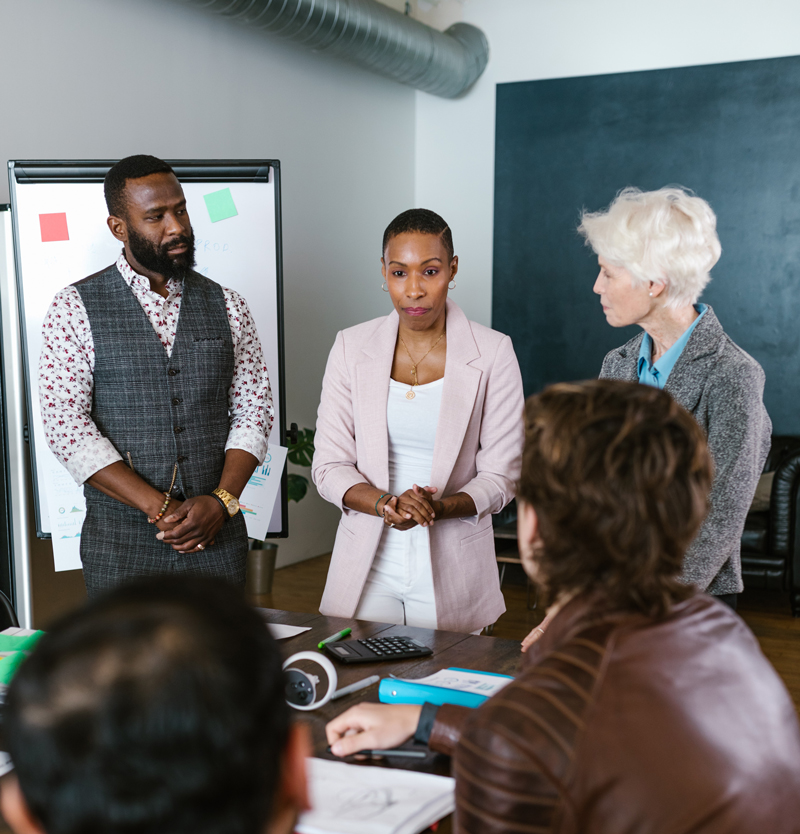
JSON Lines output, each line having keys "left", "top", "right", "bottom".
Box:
{"left": 378, "top": 667, "right": 513, "bottom": 708}
{"left": 296, "top": 758, "right": 454, "bottom": 834}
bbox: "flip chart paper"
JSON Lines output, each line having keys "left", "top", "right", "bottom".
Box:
{"left": 14, "top": 176, "right": 284, "bottom": 539}
{"left": 43, "top": 439, "right": 285, "bottom": 569}
{"left": 39, "top": 212, "right": 69, "bottom": 242}
{"left": 45, "top": 466, "right": 85, "bottom": 571}
{"left": 239, "top": 444, "right": 288, "bottom": 540}
{"left": 203, "top": 187, "right": 238, "bottom": 223}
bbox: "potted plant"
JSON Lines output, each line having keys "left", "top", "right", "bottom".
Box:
{"left": 247, "top": 427, "right": 315, "bottom": 596}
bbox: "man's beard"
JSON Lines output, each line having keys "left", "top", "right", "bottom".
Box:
{"left": 127, "top": 226, "right": 196, "bottom": 280}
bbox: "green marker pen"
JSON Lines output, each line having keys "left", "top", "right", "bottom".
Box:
{"left": 318, "top": 628, "right": 352, "bottom": 650}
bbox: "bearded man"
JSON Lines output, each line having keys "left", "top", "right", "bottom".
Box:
{"left": 39, "top": 155, "right": 272, "bottom": 596}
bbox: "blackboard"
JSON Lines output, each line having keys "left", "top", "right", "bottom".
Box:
{"left": 493, "top": 55, "right": 800, "bottom": 433}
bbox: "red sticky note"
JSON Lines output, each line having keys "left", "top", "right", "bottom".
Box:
{"left": 39, "top": 213, "right": 69, "bottom": 243}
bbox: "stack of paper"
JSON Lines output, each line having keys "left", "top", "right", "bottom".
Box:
{"left": 297, "top": 758, "right": 455, "bottom": 834}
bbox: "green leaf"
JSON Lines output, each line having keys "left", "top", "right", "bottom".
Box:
{"left": 288, "top": 427, "right": 315, "bottom": 467}
{"left": 287, "top": 473, "right": 309, "bottom": 503}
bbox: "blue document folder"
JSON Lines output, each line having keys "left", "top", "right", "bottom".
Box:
{"left": 378, "top": 667, "right": 514, "bottom": 708}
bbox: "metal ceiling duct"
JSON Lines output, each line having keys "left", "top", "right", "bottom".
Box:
{"left": 180, "top": 0, "right": 490, "bottom": 98}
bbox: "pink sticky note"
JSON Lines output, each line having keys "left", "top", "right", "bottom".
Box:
{"left": 39, "top": 213, "right": 69, "bottom": 243}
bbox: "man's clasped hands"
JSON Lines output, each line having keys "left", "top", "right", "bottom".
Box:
{"left": 153, "top": 496, "right": 226, "bottom": 554}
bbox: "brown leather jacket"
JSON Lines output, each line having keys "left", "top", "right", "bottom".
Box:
{"left": 429, "top": 593, "right": 800, "bottom": 833}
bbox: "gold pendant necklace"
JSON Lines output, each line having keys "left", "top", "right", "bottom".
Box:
{"left": 400, "top": 331, "right": 445, "bottom": 400}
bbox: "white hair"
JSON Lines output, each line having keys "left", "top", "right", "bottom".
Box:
{"left": 578, "top": 186, "right": 722, "bottom": 308}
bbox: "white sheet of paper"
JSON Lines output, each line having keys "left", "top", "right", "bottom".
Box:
{"left": 297, "top": 758, "right": 455, "bottom": 834}
{"left": 399, "top": 669, "right": 512, "bottom": 697}
{"left": 45, "top": 465, "right": 85, "bottom": 572}
{"left": 239, "top": 444, "right": 288, "bottom": 540}
{"left": 266, "top": 623, "right": 311, "bottom": 640}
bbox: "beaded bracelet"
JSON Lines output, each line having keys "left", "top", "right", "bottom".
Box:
{"left": 375, "top": 493, "right": 391, "bottom": 516}
{"left": 148, "top": 493, "right": 172, "bottom": 524}
{"left": 147, "top": 462, "right": 180, "bottom": 524}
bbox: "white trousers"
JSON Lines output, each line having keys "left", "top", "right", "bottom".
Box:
{"left": 354, "top": 526, "right": 438, "bottom": 629}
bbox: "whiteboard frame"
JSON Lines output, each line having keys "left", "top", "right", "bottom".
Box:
{"left": 0, "top": 204, "right": 31, "bottom": 624}
{"left": 8, "top": 160, "right": 288, "bottom": 541}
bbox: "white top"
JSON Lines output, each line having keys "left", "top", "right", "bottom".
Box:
{"left": 387, "top": 377, "right": 443, "bottom": 494}
{"left": 375, "top": 377, "right": 444, "bottom": 558}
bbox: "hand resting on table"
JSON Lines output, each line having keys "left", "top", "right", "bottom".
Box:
{"left": 326, "top": 703, "right": 423, "bottom": 757}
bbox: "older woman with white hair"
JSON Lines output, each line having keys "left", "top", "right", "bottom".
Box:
{"left": 522, "top": 187, "right": 768, "bottom": 649}
{"left": 580, "top": 186, "right": 770, "bottom": 610}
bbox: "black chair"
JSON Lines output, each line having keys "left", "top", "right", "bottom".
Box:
{"left": 0, "top": 590, "right": 19, "bottom": 630}
{"left": 741, "top": 435, "right": 800, "bottom": 616}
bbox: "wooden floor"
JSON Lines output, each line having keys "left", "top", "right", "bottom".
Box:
{"left": 255, "top": 553, "right": 800, "bottom": 713}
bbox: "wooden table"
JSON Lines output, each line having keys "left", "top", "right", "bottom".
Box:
{"left": 259, "top": 608, "right": 523, "bottom": 777}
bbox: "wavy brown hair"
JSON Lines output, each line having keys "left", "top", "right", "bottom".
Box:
{"left": 518, "top": 380, "right": 713, "bottom": 617}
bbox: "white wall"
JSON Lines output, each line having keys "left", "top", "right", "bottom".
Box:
{"left": 414, "top": 0, "right": 800, "bottom": 326}
{"left": 0, "top": 0, "right": 418, "bottom": 572}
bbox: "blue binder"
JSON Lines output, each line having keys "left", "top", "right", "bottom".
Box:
{"left": 378, "top": 667, "right": 514, "bottom": 708}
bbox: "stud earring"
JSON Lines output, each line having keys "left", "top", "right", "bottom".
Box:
{"left": 382, "top": 281, "right": 389, "bottom": 292}
{"left": 448, "top": 280, "right": 457, "bottom": 290}
{"left": 649, "top": 292, "right": 653, "bottom": 297}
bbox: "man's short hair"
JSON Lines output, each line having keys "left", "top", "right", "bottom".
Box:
{"left": 518, "top": 379, "right": 714, "bottom": 617}
{"left": 382, "top": 208, "right": 454, "bottom": 262}
{"left": 3, "top": 576, "right": 290, "bottom": 834}
{"left": 104, "top": 155, "right": 174, "bottom": 218}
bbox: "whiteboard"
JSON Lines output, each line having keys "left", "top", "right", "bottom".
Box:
{"left": 8, "top": 160, "right": 287, "bottom": 543}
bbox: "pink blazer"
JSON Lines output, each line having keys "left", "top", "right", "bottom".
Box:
{"left": 311, "top": 299, "right": 524, "bottom": 633}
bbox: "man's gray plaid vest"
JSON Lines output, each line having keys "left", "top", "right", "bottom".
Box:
{"left": 74, "top": 264, "right": 248, "bottom": 595}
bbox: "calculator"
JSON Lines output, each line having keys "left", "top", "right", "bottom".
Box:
{"left": 323, "top": 636, "right": 433, "bottom": 664}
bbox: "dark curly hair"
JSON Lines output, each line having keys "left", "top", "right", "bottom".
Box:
{"left": 518, "top": 379, "right": 713, "bottom": 617}
{"left": 382, "top": 208, "right": 454, "bottom": 261}
{"left": 104, "top": 154, "right": 174, "bottom": 217}
{"left": 3, "top": 576, "right": 290, "bottom": 834}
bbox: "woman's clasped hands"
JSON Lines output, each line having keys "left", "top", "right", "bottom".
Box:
{"left": 383, "top": 484, "right": 438, "bottom": 530}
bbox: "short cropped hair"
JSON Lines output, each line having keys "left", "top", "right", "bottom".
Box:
{"left": 518, "top": 380, "right": 713, "bottom": 617}
{"left": 578, "top": 186, "right": 722, "bottom": 308}
{"left": 382, "top": 208, "right": 454, "bottom": 262}
{"left": 3, "top": 576, "right": 290, "bottom": 834}
{"left": 104, "top": 154, "right": 174, "bottom": 217}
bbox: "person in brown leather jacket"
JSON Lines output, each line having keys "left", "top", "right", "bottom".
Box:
{"left": 327, "top": 379, "right": 800, "bottom": 834}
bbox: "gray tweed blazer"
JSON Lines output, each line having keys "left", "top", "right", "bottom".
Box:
{"left": 600, "top": 305, "right": 771, "bottom": 594}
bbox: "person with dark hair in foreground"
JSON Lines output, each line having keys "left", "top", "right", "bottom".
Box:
{"left": 328, "top": 380, "right": 800, "bottom": 833}
{"left": 0, "top": 576, "right": 309, "bottom": 834}
{"left": 38, "top": 155, "right": 273, "bottom": 595}
{"left": 312, "top": 208, "right": 524, "bottom": 633}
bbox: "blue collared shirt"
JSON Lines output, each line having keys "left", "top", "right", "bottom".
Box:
{"left": 637, "top": 304, "right": 708, "bottom": 389}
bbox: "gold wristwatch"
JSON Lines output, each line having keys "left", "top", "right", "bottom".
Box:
{"left": 212, "top": 487, "right": 240, "bottom": 519}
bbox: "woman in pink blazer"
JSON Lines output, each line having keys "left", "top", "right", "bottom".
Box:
{"left": 312, "top": 209, "right": 524, "bottom": 633}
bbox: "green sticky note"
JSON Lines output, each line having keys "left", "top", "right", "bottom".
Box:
{"left": 203, "top": 187, "right": 238, "bottom": 223}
